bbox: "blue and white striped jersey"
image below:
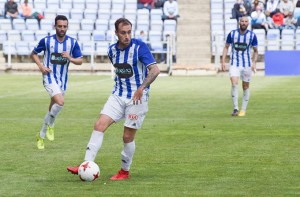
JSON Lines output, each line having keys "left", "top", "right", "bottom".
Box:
{"left": 33, "top": 34, "right": 82, "bottom": 91}
{"left": 226, "top": 29, "right": 258, "bottom": 68}
{"left": 108, "top": 38, "right": 156, "bottom": 100}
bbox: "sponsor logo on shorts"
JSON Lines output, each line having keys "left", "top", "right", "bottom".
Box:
{"left": 128, "top": 114, "right": 138, "bottom": 120}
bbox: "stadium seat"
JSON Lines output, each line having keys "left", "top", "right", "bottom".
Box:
{"left": 149, "top": 30, "right": 162, "bottom": 41}
{"left": 253, "top": 29, "right": 265, "bottom": 55}
{"left": 93, "top": 30, "right": 106, "bottom": 41}
{"left": 12, "top": 19, "right": 26, "bottom": 31}
{"left": 112, "top": 0, "right": 125, "bottom": 10}
{"left": 70, "top": 9, "right": 84, "bottom": 20}
{"left": 110, "top": 9, "right": 124, "bottom": 20}
{"left": 85, "top": 0, "right": 99, "bottom": 9}
{"left": 136, "top": 20, "right": 150, "bottom": 32}
{"left": 267, "top": 29, "right": 280, "bottom": 51}
{"left": 7, "top": 30, "right": 21, "bottom": 41}
{"left": 124, "top": 9, "right": 137, "bottom": 21}
{"left": 73, "top": 0, "right": 86, "bottom": 9}
{"left": 0, "top": 30, "right": 8, "bottom": 44}
{"left": 22, "top": 30, "right": 36, "bottom": 41}
{"left": 25, "top": 19, "right": 39, "bottom": 30}
{"left": 40, "top": 19, "right": 54, "bottom": 32}
{"left": 96, "top": 41, "right": 109, "bottom": 56}
{"left": 151, "top": 20, "right": 163, "bottom": 31}
{"left": 109, "top": 19, "right": 116, "bottom": 30}
{"left": 43, "top": 9, "right": 57, "bottom": 19}
{"left": 99, "top": 0, "right": 112, "bottom": 10}
{"left": 60, "top": 0, "right": 73, "bottom": 10}
{"left": 81, "top": 19, "right": 95, "bottom": 31}
{"left": 0, "top": 19, "right": 12, "bottom": 31}
{"left": 35, "top": 30, "right": 49, "bottom": 41}
{"left": 106, "top": 30, "right": 117, "bottom": 42}
{"left": 3, "top": 41, "right": 17, "bottom": 56}
{"left": 68, "top": 19, "right": 81, "bottom": 31}
{"left": 66, "top": 30, "right": 78, "bottom": 39}
{"left": 224, "top": 19, "right": 236, "bottom": 34}
{"left": 163, "top": 20, "right": 177, "bottom": 33}
{"left": 98, "top": 9, "right": 111, "bottom": 20}
{"left": 95, "top": 19, "right": 109, "bottom": 31}
{"left": 84, "top": 9, "right": 98, "bottom": 20}
{"left": 125, "top": 0, "right": 137, "bottom": 10}
{"left": 78, "top": 30, "right": 92, "bottom": 42}
{"left": 34, "top": 0, "right": 46, "bottom": 9}
{"left": 296, "top": 29, "right": 300, "bottom": 50}
{"left": 281, "top": 29, "right": 295, "bottom": 50}
{"left": 16, "top": 42, "right": 31, "bottom": 56}
{"left": 81, "top": 41, "right": 95, "bottom": 56}
{"left": 56, "top": 9, "right": 70, "bottom": 18}
{"left": 47, "top": 1, "right": 60, "bottom": 9}
{"left": 211, "top": 0, "right": 223, "bottom": 10}
{"left": 150, "top": 9, "right": 163, "bottom": 21}
{"left": 137, "top": 9, "right": 150, "bottom": 21}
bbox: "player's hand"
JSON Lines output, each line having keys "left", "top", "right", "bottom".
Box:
{"left": 61, "top": 51, "right": 71, "bottom": 61}
{"left": 133, "top": 88, "right": 143, "bottom": 105}
{"left": 40, "top": 66, "right": 51, "bottom": 75}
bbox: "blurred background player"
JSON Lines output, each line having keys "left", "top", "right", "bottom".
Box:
{"left": 221, "top": 16, "right": 258, "bottom": 117}
{"left": 32, "top": 15, "right": 83, "bottom": 149}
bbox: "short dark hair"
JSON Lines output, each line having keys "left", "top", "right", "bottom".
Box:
{"left": 115, "top": 18, "right": 132, "bottom": 31}
{"left": 55, "top": 15, "right": 68, "bottom": 25}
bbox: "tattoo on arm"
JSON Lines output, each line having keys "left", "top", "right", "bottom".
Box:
{"left": 140, "top": 66, "right": 159, "bottom": 90}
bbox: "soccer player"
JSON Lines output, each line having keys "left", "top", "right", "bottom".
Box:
{"left": 67, "top": 18, "right": 160, "bottom": 180}
{"left": 32, "top": 15, "right": 83, "bottom": 149}
{"left": 221, "top": 16, "right": 258, "bottom": 117}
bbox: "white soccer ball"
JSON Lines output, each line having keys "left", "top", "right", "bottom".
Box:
{"left": 78, "top": 161, "right": 100, "bottom": 182}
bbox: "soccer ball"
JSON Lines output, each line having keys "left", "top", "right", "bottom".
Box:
{"left": 78, "top": 161, "right": 100, "bottom": 182}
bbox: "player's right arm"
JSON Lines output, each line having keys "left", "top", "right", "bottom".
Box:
{"left": 31, "top": 38, "right": 51, "bottom": 75}
{"left": 221, "top": 44, "right": 230, "bottom": 72}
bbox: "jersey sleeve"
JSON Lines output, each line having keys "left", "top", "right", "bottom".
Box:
{"left": 225, "top": 32, "right": 233, "bottom": 44}
{"left": 138, "top": 41, "right": 156, "bottom": 67}
{"left": 251, "top": 34, "right": 258, "bottom": 47}
{"left": 72, "top": 41, "right": 83, "bottom": 58}
{"left": 33, "top": 38, "right": 46, "bottom": 54}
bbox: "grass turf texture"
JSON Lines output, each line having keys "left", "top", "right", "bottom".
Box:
{"left": 0, "top": 74, "right": 299, "bottom": 196}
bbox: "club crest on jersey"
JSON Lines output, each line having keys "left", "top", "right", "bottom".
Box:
{"left": 128, "top": 114, "right": 138, "bottom": 120}
{"left": 234, "top": 42, "right": 247, "bottom": 51}
{"left": 50, "top": 52, "right": 68, "bottom": 64}
{"left": 113, "top": 63, "right": 133, "bottom": 78}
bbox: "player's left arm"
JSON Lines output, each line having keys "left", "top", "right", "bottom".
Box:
{"left": 251, "top": 34, "right": 259, "bottom": 72}
{"left": 133, "top": 64, "right": 160, "bottom": 105}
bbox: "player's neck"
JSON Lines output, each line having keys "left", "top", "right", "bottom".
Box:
{"left": 56, "top": 35, "right": 66, "bottom": 43}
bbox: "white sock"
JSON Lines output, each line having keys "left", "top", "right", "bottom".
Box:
{"left": 48, "top": 103, "right": 63, "bottom": 127}
{"left": 84, "top": 130, "right": 104, "bottom": 161}
{"left": 231, "top": 84, "right": 239, "bottom": 110}
{"left": 241, "top": 88, "right": 250, "bottom": 111}
{"left": 40, "top": 112, "right": 50, "bottom": 138}
{"left": 121, "top": 141, "right": 136, "bottom": 171}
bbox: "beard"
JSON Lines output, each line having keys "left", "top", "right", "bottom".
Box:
{"left": 240, "top": 25, "right": 248, "bottom": 31}
{"left": 57, "top": 31, "right": 66, "bottom": 38}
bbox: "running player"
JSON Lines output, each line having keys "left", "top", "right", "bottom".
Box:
{"left": 221, "top": 16, "right": 258, "bottom": 117}
{"left": 32, "top": 15, "right": 83, "bottom": 149}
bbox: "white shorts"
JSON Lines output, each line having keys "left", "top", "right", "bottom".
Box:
{"left": 229, "top": 66, "right": 252, "bottom": 82}
{"left": 101, "top": 94, "right": 149, "bottom": 129}
{"left": 44, "top": 83, "right": 65, "bottom": 98}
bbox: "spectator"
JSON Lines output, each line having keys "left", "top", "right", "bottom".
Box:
{"left": 232, "top": 0, "right": 248, "bottom": 21}
{"left": 162, "top": 0, "right": 179, "bottom": 20}
{"left": 19, "top": 0, "right": 33, "bottom": 20}
{"left": 252, "top": 0, "right": 265, "bottom": 12}
{"left": 4, "top": 0, "right": 19, "bottom": 20}
{"left": 137, "top": 0, "right": 154, "bottom": 11}
{"left": 265, "top": 0, "right": 279, "bottom": 18}
{"left": 283, "top": 12, "right": 297, "bottom": 29}
{"left": 278, "top": 0, "right": 294, "bottom": 18}
{"left": 271, "top": 9, "right": 285, "bottom": 30}
{"left": 251, "top": 5, "right": 269, "bottom": 33}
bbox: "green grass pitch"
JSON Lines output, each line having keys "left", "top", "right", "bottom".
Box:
{"left": 0, "top": 74, "right": 299, "bottom": 196}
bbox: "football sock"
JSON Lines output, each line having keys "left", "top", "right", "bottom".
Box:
{"left": 121, "top": 141, "right": 136, "bottom": 171}
{"left": 84, "top": 130, "right": 104, "bottom": 161}
{"left": 231, "top": 84, "right": 239, "bottom": 110}
{"left": 48, "top": 103, "right": 63, "bottom": 127}
{"left": 241, "top": 88, "right": 250, "bottom": 111}
{"left": 40, "top": 112, "right": 50, "bottom": 138}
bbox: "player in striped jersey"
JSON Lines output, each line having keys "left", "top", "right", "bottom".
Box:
{"left": 221, "top": 16, "right": 258, "bottom": 117}
{"left": 32, "top": 15, "right": 83, "bottom": 149}
{"left": 67, "top": 18, "right": 160, "bottom": 180}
